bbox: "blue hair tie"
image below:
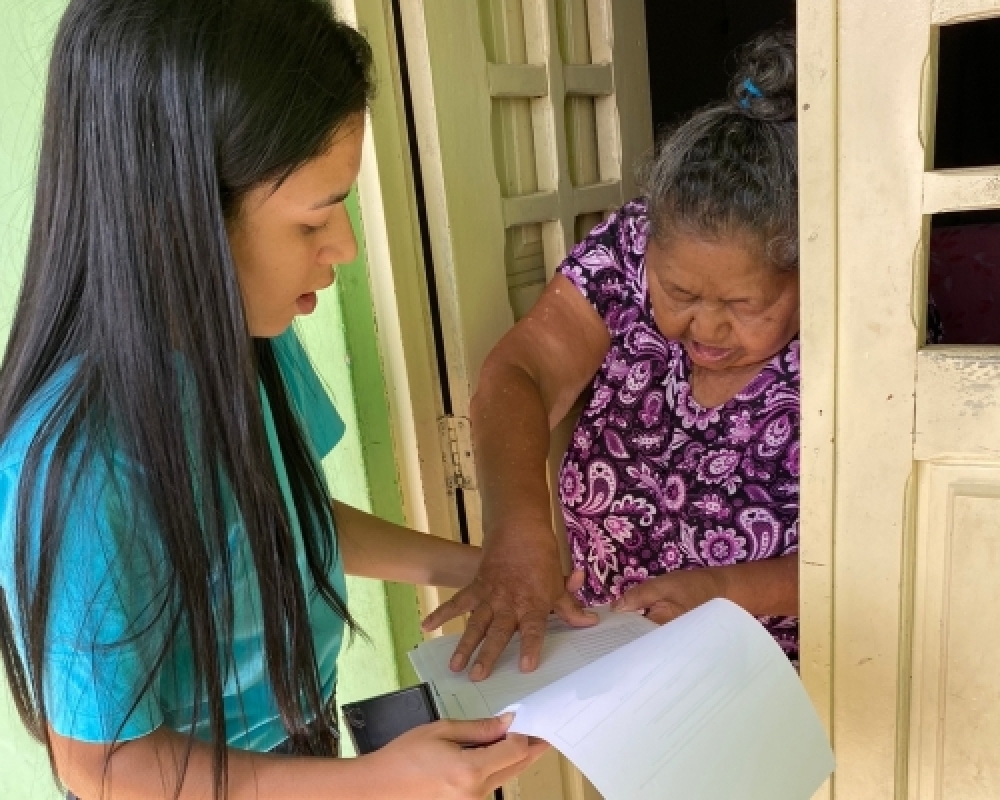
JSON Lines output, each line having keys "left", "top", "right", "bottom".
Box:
{"left": 740, "top": 78, "right": 763, "bottom": 109}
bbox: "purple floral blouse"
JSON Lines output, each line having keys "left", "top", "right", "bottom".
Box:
{"left": 557, "top": 200, "right": 800, "bottom": 662}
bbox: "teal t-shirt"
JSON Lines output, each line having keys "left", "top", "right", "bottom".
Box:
{"left": 0, "top": 330, "right": 347, "bottom": 750}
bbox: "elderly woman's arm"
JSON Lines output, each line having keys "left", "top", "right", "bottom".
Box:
{"left": 421, "top": 274, "right": 611, "bottom": 680}
{"left": 612, "top": 553, "right": 799, "bottom": 624}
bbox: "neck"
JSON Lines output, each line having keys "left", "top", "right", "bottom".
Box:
{"left": 688, "top": 359, "right": 770, "bottom": 408}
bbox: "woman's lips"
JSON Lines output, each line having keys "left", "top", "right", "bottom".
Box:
{"left": 688, "top": 341, "right": 734, "bottom": 363}
{"left": 296, "top": 292, "right": 318, "bottom": 314}
{"left": 296, "top": 269, "right": 338, "bottom": 316}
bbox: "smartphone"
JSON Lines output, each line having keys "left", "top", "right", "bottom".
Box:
{"left": 341, "top": 683, "right": 440, "bottom": 755}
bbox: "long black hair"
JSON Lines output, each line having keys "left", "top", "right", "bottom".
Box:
{"left": 0, "top": 0, "right": 373, "bottom": 795}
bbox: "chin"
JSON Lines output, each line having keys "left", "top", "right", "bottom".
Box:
{"left": 250, "top": 320, "right": 294, "bottom": 338}
{"left": 690, "top": 357, "right": 735, "bottom": 371}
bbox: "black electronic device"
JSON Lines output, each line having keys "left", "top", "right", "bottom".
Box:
{"left": 341, "top": 683, "right": 440, "bottom": 755}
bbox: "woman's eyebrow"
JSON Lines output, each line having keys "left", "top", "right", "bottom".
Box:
{"left": 310, "top": 189, "right": 350, "bottom": 209}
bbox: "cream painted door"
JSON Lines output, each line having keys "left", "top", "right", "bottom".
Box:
{"left": 799, "top": 1, "right": 1000, "bottom": 799}
{"left": 396, "top": 2, "right": 652, "bottom": 798}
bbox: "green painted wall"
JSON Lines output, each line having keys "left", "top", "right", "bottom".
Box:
{"left": 0, "top": 0, "right": 63, "bottom": 355}
{"left": 1, "top": 3, "right": 71, "bottom": 794}
{"left": 0, "top": 0, "right": 414, "bottom": 787}
{"left": 335, "top": 201, "right": 423, "bottom": 689}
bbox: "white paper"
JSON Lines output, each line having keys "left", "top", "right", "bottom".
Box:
{"left": 409, "top": 606, "right": 655, "bottom": 720}
{"left": 411, "top": 599, "right": 834, "bottom": 800}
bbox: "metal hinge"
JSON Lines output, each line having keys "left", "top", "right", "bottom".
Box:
{"left": 438, "top": 415, "right": 477, "bottom": 492}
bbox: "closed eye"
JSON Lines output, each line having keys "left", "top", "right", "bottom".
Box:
{"left": 667, "top": 287, "right": 697, "bottom": 302}
{"left": 729, "top": 298, "right": 764, "bottom": 311}
{"left": 301, "top": 220, "right": 329, "bottom": 235}
{"left": 653, "top": 271, "right": 697, "bottom": 302}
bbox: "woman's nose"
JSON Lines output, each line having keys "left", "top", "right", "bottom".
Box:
{"left": 691, "top": 304, "right": 730, "bottom": 342}
{"left": 318, "top": 204, "right": 358, "bottom": 265}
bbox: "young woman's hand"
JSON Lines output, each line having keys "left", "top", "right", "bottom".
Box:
{"left": 364, "top": 714, "right": 549, "bottom": 799}
{"left": 50, "top": 714, "right": 548, "bottom": 800}
{"left": 611, "top": 568, "right": 727, "bottom": 625}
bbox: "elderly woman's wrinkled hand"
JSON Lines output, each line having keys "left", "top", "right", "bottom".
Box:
{"left": 421, "top": 535, "right": 598, "bottom": 681}
{"left": 611, "top": 568, "right": 728, "bottom": 625}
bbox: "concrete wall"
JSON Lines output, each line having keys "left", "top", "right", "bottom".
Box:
{"left": 0, "top": 0, "right": 403, "bottom": 792}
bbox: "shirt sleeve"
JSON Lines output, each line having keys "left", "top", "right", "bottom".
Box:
{"left": 271, "top": 330, "right": 345, "bottom": 460}
{"left": 557, "top": 200, "right": 651, "bottom": 324}
{"left": 40, "top": 464, "right": 169, "bottom": 743}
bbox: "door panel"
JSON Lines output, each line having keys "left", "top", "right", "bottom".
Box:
{"left": 798, "top": 5, "right": 838, "bottom": 797}
{"left": 801, "top": 0, "right": 1000, "bottom": 798}
{"left": 830, "top": 2, "right": 931, "bottom": 793}
{"left": 931, "top": 0, "right": 1000, "bottom": 25}
{"left": 909, "top": 464, "right": 1000, "bottom": 800}
{"left": 915, "top": 349, "right": 1000, "bottom": 459}
{"left": 397, "top": 2, "right": 651, "bottom": 797}
{"left": 398, "top": 0, "right": 651, "bottom": 533}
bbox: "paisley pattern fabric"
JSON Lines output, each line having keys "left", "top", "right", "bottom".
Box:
{"left": 557, "top": 200, "right": 800, "bottom": 662}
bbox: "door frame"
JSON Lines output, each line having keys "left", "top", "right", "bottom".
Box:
{"left": 798, "top": 1, "right": 837, "bottom": 798}
{"left": 332, "top": 0, "right": 465, "bottom": 626}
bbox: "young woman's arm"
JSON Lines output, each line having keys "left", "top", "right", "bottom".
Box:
{"left": 334, "top": 500, "right": 481, "bottom": 588}
{"left": 52, "top": 714, "right": 546, "bottom": 800}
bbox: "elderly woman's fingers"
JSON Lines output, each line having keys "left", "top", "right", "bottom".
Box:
{"left": 421, "top": 582, "right": 487, "bottom": 634}
{"left": 553, "top": 579, "right": 600, "bottom": 629}
{"left": 467, "top": 608, "right": 528, "bottom": 680}
{"left": 445, "top": 602, "right": 496, "bottom": 673}
{"left": 563, "top": 568, "right": 585, "bottom": 593}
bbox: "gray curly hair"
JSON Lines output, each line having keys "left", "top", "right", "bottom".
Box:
{"left": 641, "top": 30, "right": 798, "bottom": 270}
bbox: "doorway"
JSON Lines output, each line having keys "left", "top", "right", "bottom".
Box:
{"left": 644, "top": 1, "right": 796, "bottom": 135}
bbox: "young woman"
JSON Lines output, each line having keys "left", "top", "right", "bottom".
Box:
{"left": 0, "top": 0, "right": 546, "bottom": 797}
{"left": 425, "top": 32, "right": 803, "bottom": 679}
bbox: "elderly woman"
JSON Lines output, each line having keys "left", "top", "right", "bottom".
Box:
{"left": 424, "top": 32, "right": 801, "bottom": 679}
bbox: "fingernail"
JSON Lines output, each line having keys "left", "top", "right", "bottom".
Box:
{"left": 450, "top": 655, "right": 463, "bottom": 671}
{"left": 470, "top": 664, "right": 484, "bottom": 680}
{"left": 498, "top": 712, "right": 515, "bottom": 726}
{"left": 520, "top": 655, "right": 533, "bottom": 671}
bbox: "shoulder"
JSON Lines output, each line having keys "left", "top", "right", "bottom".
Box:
{"left": 563, "top": 200, "right": 649, "bottom": 276}
{"left": 1, "top": 389, "right": 138, "bottom": 570}
{"left": 0, "top": 362, "right": 163, "bottom": 584}
{"left": 732, "top": 337, "right": 800, "bottom": 418}
{"left": 271, "top": 329, "right": 345, "bottom": 459}
{"left": 766, "top": 337, "right": 800, "bottom": 392}
{"left": 558, "top": 200, "right": 651, "bottom": 322}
